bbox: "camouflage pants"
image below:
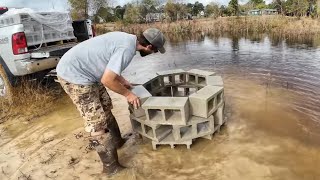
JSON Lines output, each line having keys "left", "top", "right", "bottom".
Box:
{"left": 58, "top": 77, "right": 113, "bottom": 133}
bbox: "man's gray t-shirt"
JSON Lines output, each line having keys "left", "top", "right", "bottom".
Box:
{"left": 56, "top": 32, "right": 137, "bottom": 85}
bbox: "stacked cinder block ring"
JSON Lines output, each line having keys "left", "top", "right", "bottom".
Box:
{"left": 129, "top": 69, "right": 226, "bottom": 150}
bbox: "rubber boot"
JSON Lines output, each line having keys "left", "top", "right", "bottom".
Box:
{"left": 106, "top": 115, "right": 126, "bottom": 148}
{"left": 93, "top": 134, "right": 125, "bottom": 176}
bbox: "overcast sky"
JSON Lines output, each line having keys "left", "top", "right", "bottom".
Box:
{"left": 0, "top": 0, "right": 273, "bottom": 12}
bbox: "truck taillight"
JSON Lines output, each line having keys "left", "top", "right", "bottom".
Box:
{"left": 91, "top": 24, "right": 96, "bottom": 37}
{"left": 12, "top": 32, "right": 28, "bottom": 55}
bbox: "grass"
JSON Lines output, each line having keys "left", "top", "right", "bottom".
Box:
{"left": 96, "top": 16, "right": 320, "bottom": 38}
{"left": 0, "top": 79, "right": 60, "bottom": 124}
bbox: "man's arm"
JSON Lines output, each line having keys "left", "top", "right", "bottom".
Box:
{"left": 116, "top": 75, "right": 132, "bottom": 89}
{"left": 101, "top": 69, "right": 140, "bottom": 108}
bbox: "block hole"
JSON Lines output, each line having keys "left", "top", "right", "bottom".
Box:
{"left": 152, "top": 78, "right": 160, "bottom": 88}
{"left": 180, "top": 125, "right": 192, "bottom": 139}
{"left": 188, "top": 75, "right": 196, "bottom": 84}
{"left": 175, "top": 75, "right": 181, "bottom": 84}
{"left": 217, "top": 92, "right": 223, "bottom": 105}
{"left": 148, "top": 109, "right": 162, "bottom": 121}
{"left": 197, "top": 121, "right": 210, "bottom": 134}
{"left": 131, "top": 120, "right": 142, "bottom": 133}
{"left": 155, "top": 92, "right": 162, "bottom": 96}
{"left": 213, "top": 109, "right": 222, "bottom": 126}
{"left": 198, "top": 76, "right": 206, "bottom": 86}
{"left": 176, "top": 87, "right": 187, "bottom": 97}
{"left": 144, "top": 125, "right": 154, "bottom": 138}
{"left": 145, "top": 83, "right": 152, "bottom": 92}
{"left": 164, "top": 109, "right": 182, "bottom": 122}
{"left": 155, "top": 125, "right": 173, "bottom": 139}
{"left": 208, "top": 97, "right": 215, "bottom": 113}
{"left": 164, "top": 75, "right": 174, "bottom": 85}
{"left": 175, "top": 74, "right": 185, "bottom": 84}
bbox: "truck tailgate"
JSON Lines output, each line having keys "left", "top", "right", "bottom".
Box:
{"left": 29, "top": 42, "right": 77, "bottom": 58}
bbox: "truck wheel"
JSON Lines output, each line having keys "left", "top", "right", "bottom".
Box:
{"left": 0, "top": 64, "right": 13, "bottom": 102}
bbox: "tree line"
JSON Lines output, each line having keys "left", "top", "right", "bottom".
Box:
{"left": 68, "top": 0, "right": 320, "bottom": 23}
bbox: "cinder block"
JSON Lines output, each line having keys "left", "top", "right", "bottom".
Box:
{"left": 129, "top": 85, "right": 152, "bottom": 118}
{"left": 157, "top": 69, "right": 187, "bottom": 86}
{"left": 156, "top": 69, "right": 186, "bottom": 76}
{"left": 186, "top": 73, "right": 206, "bottom": 86}
{"left": 161, "top": 86, "right": 178, "bottom": 97}
{"left": 188, "top": 69, "right": 216, "bottom": 76}
{"left": 162, "top": 73, "right": 187, "bottom": 86}
{"left": 187, "top": 69, "right": 216, "bottom": 86}
{"left": 130, "top": 115, "right": 172, "bottom": 142}
{"left": 130, "top": 118, "right": 143, "bottom": 134}
{"left": 142, "top": 97, "right": 190, "bottom": 125}
{"left": 172, "top": 115, "right": 215, "bottom": 141}
{"left": 143, "top": 76, "right": 164, "bottom": 95}
{"left": 189, "top": 85, "right": 224, "bottom": 118}
{"left": 207, "top": 76, "right": 224, "bottom": 86}
{"left": 213, "top": 103, "right": 225, "bottom": 126}
{"left": 151, "top": 133, "right": 192, "bottom": 150}
{"left": 201, "top": 134, "right": 213, "bottom": 140}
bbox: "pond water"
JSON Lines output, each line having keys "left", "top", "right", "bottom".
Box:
{"left": 121, "top": 33, "right": 320, "bottom": 179}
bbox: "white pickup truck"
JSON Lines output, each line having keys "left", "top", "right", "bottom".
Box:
{"left": 0, "top": 7, "right": 94, "bottom": 100}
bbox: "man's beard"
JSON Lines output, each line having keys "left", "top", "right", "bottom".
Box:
{"left": 139, "top": 50, "right": 150, "bottom": 57}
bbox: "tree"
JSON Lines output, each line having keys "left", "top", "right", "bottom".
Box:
{"left": 186, "top": 3, "right": 193, "bottom": 14}
{"left": 249, "top": 0, "right": 264, "bottom": 5}
{"left": 165, "top": 0, "right": 177, "bottom": 21}
{"left": 123, "top": 3, "right": 141, "bottom": 23}
{"left": 192, "top": 1, "right": 204, "bottom": 16}
{"left": 248, "top": 0, "right": 267, "bottom": 9}
{"left": 228, "top": 0, "right": 239, "bottom": 16}
{"left": 220, "top": 5, "right": 229, "bottom": 16}
{"left": 95, "top": 7, "right": 115, "bottom": 22}
{"left": 114, "top": 5, "right": 126, "bottom": 20}
{"left": 68, "top": 0, "right": 109, "bottom": 20}
{"left": 285, "top": 0, "right": 309, "bottom": 17}
{"left": 138, "top": 0, "right": 160, "bottom": 21}
{"left": 269, "top": 0, "right": 286, "bottom": 15}
{"left": 68, "top": 0, "right": 87, "bottom": 20}
{"left": 205, "top": 2, "right": 220, "bottom": 18}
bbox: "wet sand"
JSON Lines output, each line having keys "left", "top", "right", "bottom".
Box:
{"left": 1, "top": 75, "right": 320, "bottom": 180}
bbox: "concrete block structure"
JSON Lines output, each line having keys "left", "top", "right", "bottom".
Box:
{"left": 143, "top": 75, "right": 164, "bottom": 96}
{"left": 187, "top": 69, "right": 215, "bottom": 87}
{"left": 152, "top": 133, "right": 192, "bottom": 150}
{"left": 157, "top": 69, "right": 187, "bottom": 86}
{"left": 172, "top": 115, "right": 214, "bottom": 141}
{"left": 189, "top": 86, "right": 224, "bottom": 118}
{"left": 130, "top": 115, "right": 173, "bottom": 142}
{"left": 142, "top": 97, "right": 190, "bottom": 125}
{"left": 129, "top": 69, "right": 226, "bottom": 150}
{"left": 129, "top": 85, "right": 152, "bottom": 118}
{"left": 207, "top": 76, "right": 224, "bottom": 86}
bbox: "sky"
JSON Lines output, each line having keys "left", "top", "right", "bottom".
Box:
{"left": 0, "top": 0, "right": 274, "bottom": 12}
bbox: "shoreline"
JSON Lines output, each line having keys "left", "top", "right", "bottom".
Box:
{"left": 96, "top": 16, "right": 320, "bottom": 38}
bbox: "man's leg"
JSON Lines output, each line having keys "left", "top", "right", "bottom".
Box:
{"left": 98, "top": 85, "right": 126, "bottom": 148}
{"left": 58, "top": 77, "right": 125, "bottom": 175}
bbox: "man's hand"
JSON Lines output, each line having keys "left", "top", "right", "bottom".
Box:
{"left": 126, "top": 92, "right": 140, "bottom": 109}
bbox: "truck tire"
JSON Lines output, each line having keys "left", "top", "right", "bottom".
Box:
{"left": 0, "top": 64, "right": 14, "bottom": 101}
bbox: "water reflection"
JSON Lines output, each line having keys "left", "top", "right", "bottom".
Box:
{"left": 125, "top": 33, "right": 320, "bottom": 124}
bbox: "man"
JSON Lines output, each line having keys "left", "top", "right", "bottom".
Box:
{"left": 56, "top": 28, "right": 166, "bottom": 176}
